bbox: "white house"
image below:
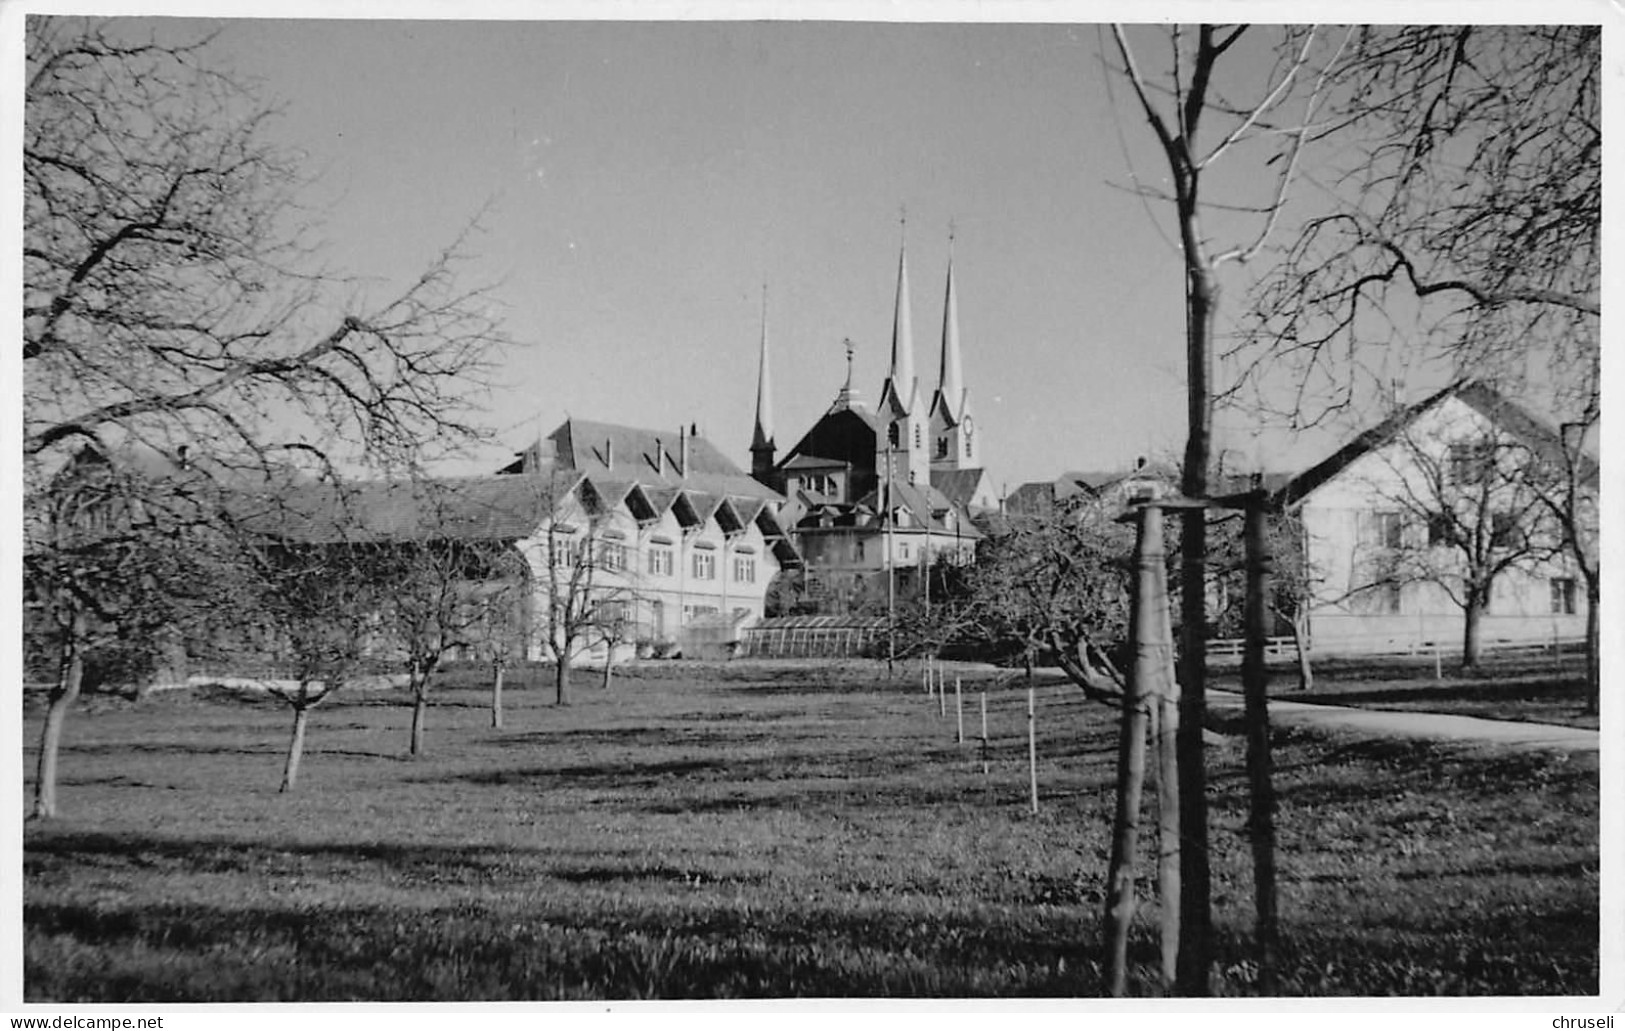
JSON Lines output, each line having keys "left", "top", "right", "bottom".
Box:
{"left": 1271, "top": 381, "right": 1595, "bottom": 657}
{"left": 498, "top": 418, "right": 800, "bottom": 661}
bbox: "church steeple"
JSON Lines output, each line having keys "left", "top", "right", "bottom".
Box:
{"left": 930, "top": 228, "right": 980, "bottom": 471}
{"left": 750, "top": 285, "right": 776, "bottom": 483}
{"left": 931, "top": 244, "right": 964, "bottom": 425}
{"left": 876, "top": 223, "right": 928, "bottom": 487}
{"left": 877, "top": 240, "right": 918, "bottom": 419}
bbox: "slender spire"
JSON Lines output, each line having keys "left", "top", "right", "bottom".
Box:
{"left": 880, "top": 222, "right": 917, "bottom": 417}
{"left": 751, "top": 285, "right": 774, "bottom": 450}
{"left": 935, "top": 228, "right": 964, "bottom": 423}
{"left": 750, "top": 285, "right": 775, "bottom": 482}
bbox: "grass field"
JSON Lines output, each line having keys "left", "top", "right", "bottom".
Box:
{"left": 1217, "top": 654, "right": 1598, "bottom": 730}
{"left": 22, "top": 661, "right": 1599, "bottom": 1000}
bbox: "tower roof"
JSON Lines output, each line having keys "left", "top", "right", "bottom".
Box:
{"left": 751, "top": 287, "right": 774, "bottom": 452}
{"left": 930, "top": 250, "right": 965, "bottom": 425}
{"left": 877, "top": 240, "right": 918, "bottom": 418}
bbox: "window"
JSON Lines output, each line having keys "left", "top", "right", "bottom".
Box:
{"left": 913, "top": 425, "right": 922, "bottom": 449}
{"left": 900, "top": 543, "right": 911, "bottom": 561}
{"left": 734, "top": 556, "right": 756, "bottom": 583}
{"left": 887, "top": 422, "right": 900, "bottom": 448}
{"left": 854, "top": 539, "right": 866, "bottom": 562}
{"left": 692, "top": 552, "right": 716, "bottom": 580}
{"left": 1551, "top": 578, "right": 1578, "bottom": 615}
{"left": 647, "top": 546, "right": 673, "bottom": 577}
{"left": 935, "top": 437, "right": 949, "bottom": 460}
{"left": 1364, "top": 511, "right": 1403, "bottom": 549}
{"left": 1448, "top": 441, "right": 1495, "bottom": 485}
{"left": 1490, "top": 511, "right": 1522, "bottom": 550}
{"left": 599, "top": 541, "right": 626, "bottom": 571}
{"left": 552, "top": 534, "right": 580, "bottom": 566}
{"left": 1427, "top": 512, "right": 1454, "bottom": 547}
{"left": 964, "top": 436, "right": 973, "bottom": 459}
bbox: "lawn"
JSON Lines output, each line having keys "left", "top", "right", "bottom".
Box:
{"left": 1214, "top": 653, "right": 1598, "bottom": 730}
{"left": 21, "top": 660, "right": 1599, "bottom": 1000}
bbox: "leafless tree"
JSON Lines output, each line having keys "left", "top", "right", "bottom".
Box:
{"left": 24, "top": 452, "right": 219, "bottom": 817}
{"left": 1106, "top": 24, "right": 1345, "bottom": 992}
{"left": 1361, "top": 419, "right": 1563, "bottom": 670}
{"left": 244, "top": 541, "right": 383, "bottom": 792}
{"left": 24, "top": 18, "right": 506, "bottom": 479}
{"left": 1239, "top": 25, "right": 1599, "bottom": 434}
{"left": 23, "top": 17, "right": 507, "bottom": 811}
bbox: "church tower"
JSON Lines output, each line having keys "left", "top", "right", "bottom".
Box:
{"left": 876, "top": 238, "right": 928, "bottom": 487}
{"left": 750, "top": 286, "right": 777, "bottom": 485}
{"left": 929, "top": 243, "right": 980, "bottom": 471}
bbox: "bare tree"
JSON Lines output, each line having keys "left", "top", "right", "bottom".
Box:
{"left": 1532, "top": 407, "right": 1601, "bottom": 712}
{"left": 24, "top": 452, "right": 217, "bottom": 817}
{"left": 24, "top": 18, "right": 505, "bottom": 477}
{"left": 536, "top": 503, "right": 643, "bottom": 707}
{"left": 1241, "top": 25, "right": 1599, "bottom": 433}
{"left": 1106, "top": 24, "right": 1344, "bottom": 992}
{"left": 244, "top": 541, "right": 382, "bottom": 792}
{"left": 1358, "top": 416, "right": 1563, "bottom": 670}
{"left": 23, "top": 17, "right": 506, "bottom": 812}
{"left": 953, "top": 501, "right": 1134, "bottom": 702}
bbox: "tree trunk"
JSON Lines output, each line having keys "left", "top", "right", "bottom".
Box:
{"left": 555, "top": 652, "right": 572, "bottom": 706}
{"left": 1242, "top": 499, "right": 1279, "bottom": 995}
{"left": 1290, "top": 611, "right": 1314, "bottom": 692}
{"left": 1584, "top": 576, "right": 1599, "bottom": 715}
{"left": 410, "top": 675, "right": 429, "bottom": 756}
{"left": 1175, "top": 262, "right": 1216, "bottom": 997}
{"left": 491, "top": 658, "right": 505, "bottom": 729}
{"left": 31, "top": 622, "right": 86, "bottom": 820}
{"left": 1461, "top": 590, "right": 1485, "bottom": 670}
{"left": 601, "top": 648, "right": 614, "bottom": 691}
{"left": 280, "top": 704, "right": 311, "bottom": 793}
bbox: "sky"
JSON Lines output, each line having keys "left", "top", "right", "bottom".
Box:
{"left": 12, "top": 1, "right": 1613, "bottom": 493}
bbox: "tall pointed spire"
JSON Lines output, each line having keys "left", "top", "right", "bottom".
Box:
{"left": 750, "top": 284, "right": 776, "bottom": 482}
{"left": 935, "top": 231, "right": 964, "bottom": 424}
{"left": 880, "top": 222, "right": 917, "bottom": 418}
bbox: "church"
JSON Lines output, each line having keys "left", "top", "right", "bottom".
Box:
{"left": 748, "top": 237, "right": 1000, "bottom": 611}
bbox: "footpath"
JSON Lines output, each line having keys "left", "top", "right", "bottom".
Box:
{"left": 1206, "top": 689, "right": 1599, "bottom": 755}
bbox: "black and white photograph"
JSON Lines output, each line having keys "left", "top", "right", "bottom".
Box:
{"left": 10, "top": 0, "right": 1611, "bottom": 1015}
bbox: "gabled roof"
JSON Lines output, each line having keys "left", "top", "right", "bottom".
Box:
{"left": 850, "top": 481, "right": 983, "bottom": 539}
{"left": 930, "top": 467, "right": 991, "bottom": 510}
{"left": 237, "top": 473, "right": 579, "bottom": 545}
{"left": 1273, "top": 380, "right": 1599, "bottom": 508}
{"left": 505, "top": 418, "right": 780, "bottom": 502}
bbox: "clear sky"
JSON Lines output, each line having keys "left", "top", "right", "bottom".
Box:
{"left": 17, "top": 1, "right": 1609, "bottom": 492}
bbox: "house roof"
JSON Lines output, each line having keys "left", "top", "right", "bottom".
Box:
{"left": 235, "top": 473, "right": 579, "bottom": 545}
{"left": 930, "top": 467, "right": 992, "bottom": 509}
{"left": 850, "top": 480, "right": 983, "bottom": 539}
{"left": 1273, "top": 380, "right": 1599, "bottom": 508}
{"left": 504, "top": 418, "right": 780, "bottom": 502}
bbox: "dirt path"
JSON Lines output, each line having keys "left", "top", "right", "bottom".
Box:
{"left": 1207, "top": 689, "right": 1599, "bottom": 755}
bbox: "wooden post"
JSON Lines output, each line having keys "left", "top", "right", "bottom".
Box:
{"left": 1105, "top": 502, "right": 1156, "bottom": 997}
{"left": 980, "top": 691, "right": 989, "bottom": 776}
{"left": 939, "top": 672, "right": 947, "bottom": 719}
{"left": 1243, "top": 494, "right": 1279, "bottom": 995}
{"left": 1027, "top": 678, "right": 1039, "bottom": 815}
{"left": 955, "top": 675, "right": 964, "bottom": 744}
